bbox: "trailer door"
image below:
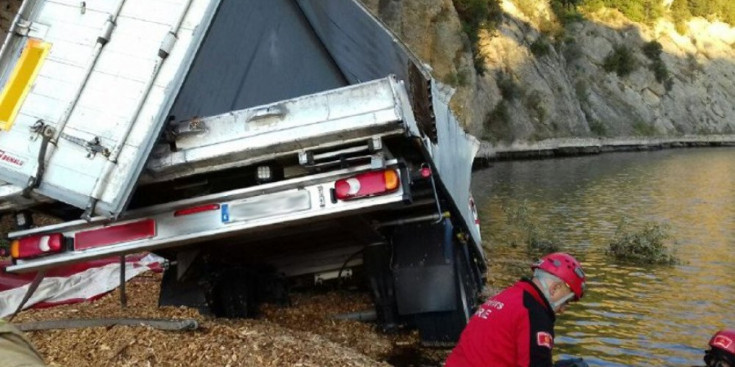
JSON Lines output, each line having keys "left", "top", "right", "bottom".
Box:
{"left": 0, "top": 0, "right": 220, "bottom": 218}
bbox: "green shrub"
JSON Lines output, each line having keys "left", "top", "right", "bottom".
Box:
{"left": 549, "top": 0, "right": 585, "bottom": 25}
{"left": 497, "top": 73, "right": 521, "bottom": 101}
{"left": 525, "top": 90, "right": 547, "bottom": 123}
{"left": 589, "top": 0, "right": 663, "bottom": 24}
{"left": 589, "top": 119, "right": 607, "bottom": 136}
{"left": 603, "top": 45, "right": 638, "bottom": 77}
{"left": 650, "top": 59, "right": 670, "bottom": 85}
{"left": 581, "top": 0, "right": 604, "bottom": 12}
{"left": 562, "top": 37, "right": 583, "bottom": 62}
{"left": 632, "top": 120, "right": 657, "bottom": 136}
{"left": 485, "top": 101, "right": 510, "bottom": 128}
{"left": 607, "top": 221, "right": 679, "bottom": 265}
{"left": 686, "top": 53, "right": 703, "bottom": 74}
{"left": 482, "top": 101, "right": 513, "bottom": 142}
{"left": 576, "top": 0, "right": 735, "bottom": 27}
{"left": 642, "top": 41, "right": 662, "bottom": 60}
{"left": 670, "top": 0, "right": 691, "bottom": 34}
{"left": 453, "top": 0, "right": 503, "bottom": 75}
{"left": 447, "top": 70, "right": 470, "bottom": 87}
{"left": 530, "top": 37, "right": 552, "bottom": 58}
{"left": 574, "top": 79, "right": 589, "bottom": 101}
{"left": 515, "top": 0, "right": 538, "bottom": 18}
{"left": 674, "top": 21, "right": 688, "bottom": 35}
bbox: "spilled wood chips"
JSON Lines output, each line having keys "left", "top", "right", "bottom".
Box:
{"left": 10, "top": 271, "right": 449, "bottom": 367}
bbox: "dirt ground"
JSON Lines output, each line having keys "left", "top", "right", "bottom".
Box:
{"left": 10, "top": 270, "right": 453, "bottom": 367}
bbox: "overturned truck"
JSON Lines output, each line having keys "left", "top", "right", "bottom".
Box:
{"left": 0, "top": 0, "right": 486, "bottom": 344}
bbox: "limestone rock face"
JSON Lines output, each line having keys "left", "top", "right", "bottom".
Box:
{"left": 363, "top": 0, "right": 735, "bottom": 143}
{"left": 361, "top": 0, "right": 496, "bottom": 137}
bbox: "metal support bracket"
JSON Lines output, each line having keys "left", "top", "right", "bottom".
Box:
{"left": 168, "top": 117, "right": 207, "bottom": 139}
{"left": 14, "top": 20, "right": 49, "bottom": 39}
{"left": 22, "top": 121, "right": 55, "bottom": 198}
{"left": 248, "top": 105, "right": 286, "bottom": 122}
{"left": 14, "top": 19, "right": 31, "bottom": 36}
{"left": 60, "top": 133, "right": 111, "bottom": 158}
{"left": 368, "top": 136, "right": 382, "bottom": 152}
{"left": 119, "top": 255, "right": 127, "bottom": 308}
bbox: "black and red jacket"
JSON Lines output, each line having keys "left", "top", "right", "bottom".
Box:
{"left": 445, "top": 279, "right": 556, "bottom": 367}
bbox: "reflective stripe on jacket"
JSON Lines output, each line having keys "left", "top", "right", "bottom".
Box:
{"left": 445, "top": 279, "right": 556, "bottom": 367}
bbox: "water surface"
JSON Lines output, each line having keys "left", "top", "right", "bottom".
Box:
{"left": 471, "top": 147, "right": 735, "bottom": 366}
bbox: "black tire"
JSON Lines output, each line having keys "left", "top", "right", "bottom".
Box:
{"left": 210, "top": 269, "right": 257, "bottom": 318}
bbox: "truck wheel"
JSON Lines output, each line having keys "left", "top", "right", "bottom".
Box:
{"left": 210, "top": 269, "right": 257, "bottom": 318}
{"left": 414, "top": 242, "right": 481, "bottom": 346}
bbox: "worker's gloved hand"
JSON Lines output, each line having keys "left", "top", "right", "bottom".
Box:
{"left": 554, "top": 358, "right": 589, "bottom": 367}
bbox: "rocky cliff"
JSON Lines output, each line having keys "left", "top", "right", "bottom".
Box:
{"left": 3, "top": 0, "right": 735, "bottom": 149}
{"left": 362, "top": 0, "right": 735, "bottom": 148}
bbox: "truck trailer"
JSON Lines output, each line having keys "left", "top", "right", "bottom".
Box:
{"left": 0, "top": 0, "right": 486, "bottom": 344}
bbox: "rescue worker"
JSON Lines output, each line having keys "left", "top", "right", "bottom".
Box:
{"left": 0, "top": 318, "right": 46, "bottom": 367}
{"left": 701, "top": 329, "right": 735, "bottom": 367}
{"left": 445, "top": 252, "right": 587, "bottom": 367}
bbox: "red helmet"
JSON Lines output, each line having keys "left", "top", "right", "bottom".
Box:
{"left": 710, "top": 329, "right": 735, "bottom": 356}
{"left": 532, "top": 252, "right": 586, "bottom": 300}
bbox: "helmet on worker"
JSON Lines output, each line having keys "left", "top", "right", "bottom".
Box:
{"left": 705, "top": 329, "right": 735, "bottom": 367}
{"left": 532, "top": 252, "right": 586, "bottom": 301}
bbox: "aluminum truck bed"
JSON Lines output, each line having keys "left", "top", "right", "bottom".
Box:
{"left": 143, "top": 77, "right": 410, "bottom": 183}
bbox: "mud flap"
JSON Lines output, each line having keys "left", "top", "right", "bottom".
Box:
{"left": 391, "top": 218, "right": 479, "bottom": 345}
{"left": 158, "top": 263, "right": 210, "bottom": 315}
{"left": 392, "top": 219, "right": 456, "bottom": 315}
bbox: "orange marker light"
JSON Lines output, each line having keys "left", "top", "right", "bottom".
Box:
{"left": 10, "top": 240, "right": 20, "bottom": 259}
{"left": 384, "top": 170, "right": 398, "bottom": 190}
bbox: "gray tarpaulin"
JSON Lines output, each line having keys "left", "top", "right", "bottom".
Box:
{"left": 169, "top": 0, "right": 348, "bottom": 120}
{"left": 169, "top": 0, "right": 432, "bottom": 121}
{"left": 294, "top": 0, "right": 429, "bottom": 86}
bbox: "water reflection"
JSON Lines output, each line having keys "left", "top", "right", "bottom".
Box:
{"left": 472, "top": 147, "right": 735, "bottom": 366}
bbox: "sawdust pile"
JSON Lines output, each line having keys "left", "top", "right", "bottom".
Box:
{"left": 11, "top": 271, "right": 450, "bottom": 367}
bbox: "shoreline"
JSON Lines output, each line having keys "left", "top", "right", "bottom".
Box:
{"left": 473, "top": 135, "right": 735, "bottom": 166}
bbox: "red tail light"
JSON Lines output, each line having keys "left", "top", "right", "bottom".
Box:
{"left": 75, "top": 219, "right": 155, "bottom": 250}
{"left": 10, "top": 233, "right": 64, "bottom": 259}
{"left": 334, "top": 169, "right": 399, "bottom": 200}
{"left": 174, "top": 203, "right": 220, "bottom": 217}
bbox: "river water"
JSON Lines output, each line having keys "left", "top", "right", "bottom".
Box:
{"left": 471, "top": 147, "right": 735, "bottom": 367}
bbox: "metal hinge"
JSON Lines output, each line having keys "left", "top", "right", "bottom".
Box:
{"left": 14, "top": 19, "right": 31, "bottom": 36}
{"left": 14, "top": 19, "right": 49, "bottom": 39}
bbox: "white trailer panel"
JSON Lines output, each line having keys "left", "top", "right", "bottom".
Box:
{"left": 0, "top": 0, "right": 221, "bottom": 218}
